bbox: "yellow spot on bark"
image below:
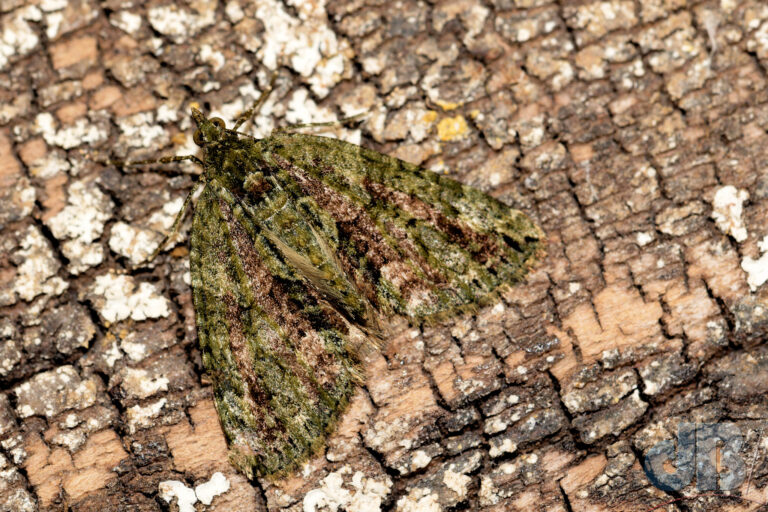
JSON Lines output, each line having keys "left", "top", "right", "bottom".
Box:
{"left": 437, "top": 115, "right": 469, "bottom": 141}
{"left": 434, "top": 99, "right": 461, "bottom": 111}
{"left": 171, "top": 133, "right": 187, "bottom": 145}
{"left": 422, "top": 110, "right": 438, "bottom": 124}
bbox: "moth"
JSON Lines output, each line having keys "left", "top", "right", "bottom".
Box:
{"left": 127, "top": 83, "right": 544, "bottom": 478}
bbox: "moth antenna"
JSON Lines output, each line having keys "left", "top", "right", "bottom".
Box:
{"left": 99, "top": 154, "right": 204, "bottom": 169}
{"left": 275, "top": 112, "right": 368, "bottom": 134}
{"left": 132, "top": 178, "right": 205, "bottom": 269}
{"left": 233, "top": 71, "right": 279, "bottom": 132}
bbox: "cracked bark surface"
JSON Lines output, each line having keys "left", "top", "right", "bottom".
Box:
{"left": 1, "top": 0, "right": 768, "bottom": 511}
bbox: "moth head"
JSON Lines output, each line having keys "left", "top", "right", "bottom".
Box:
{"left": 191, "top": 107, "right": 227, "bottom": 147}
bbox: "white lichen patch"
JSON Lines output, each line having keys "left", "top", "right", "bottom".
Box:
{"left": 160, "top": 472, "right": 231, "bottom": 512}
{"left": 457, "top": 3, "right": 489, "bottom": 47}
{"left": 61, "top": 413, "right": 80, "bottom": 429}
{"left": 0, "top": 469, "right": 35, "bottom": 512}
{"left": 409, "top": 450, "right": 433, "bottom": 472}
{"left": 13, "top": 366, "right": 98, "bottom": 419}
{"left": 109, "top": 196, "right": 185, "bottom": 266}
{"left": 13, "top": 226, "right": 68, "bottom": 302}
{"left": 641, "top": 374, "right": 662, "bottom": 396}
{"left": 0, "top": 5, "right": 42, "bottom": 71}
{"left": 42, "top": 11, "right": 63, "bottom": 40}
{"left": 64, "top": 238, "right": 106, "bottom": 275}
{"left": 120, "top": 336, "right": 148, "bottom": 362}
{"left": 0, "top": 340, "right": 21, "bottom": 377}
{"left": 195, "top": 472, "right": 230, "bottom": 505}
{"left": 40, "top": 0, "right": 99, "bottom": 40}
{"left": 450, "top": 317, "right": 473, "bottom": 339}
{"left": 443, "top": 469, "right": 472, "bottom": 500}
{"left": 747, "top": 20, "right": 768, "bottom": 60}
{"left": 711, "top": 185, "right": 749, "bottom": 242}
{"left": 147, "top": 3, "right": 216, "bottom": 44}
{"left": 303, "top": 466, "right": 392, "bottom": 512}
{"left": 456, "top": 375, "right": 487, "bottom": 396}
{"left": 225, "top": 0, "right": 244, "bottom": 23}
{"left": 88, "top": 272, "right": 170, "bottom": 323}
{"left": 159, "top": 480, "right": 197, "bottom": 512}
{"left": 523, "top": 453, "right": 538, "bottom": 465}
{"left": 484, "top": 416, "right": 510, "bottom": 435}
{"left": 109, "top": 10, "right": 142, "bottom": 34}
{"left": 254, "top": 0, "right": 350, "bottom": 97}
{"left": 116, "top": 111, "right": 169, "bottom": 150}
{"left": 2, "top": 176, "right": 36, "bottom": 239}
{"left": 478, "top": 475, "right": 498, "bottom": 506}
{"left": 395, "top": 487, "right": 441, "bottom": 512}
{"left": 47, "top": 179, "right": 113, "bottom": 274}
{"left": 121, "top": 367, "right": 169, "bottom": 399}
{"left": 636, "top": 231, "right": 654, "bottom": 246}
{"left": 364, "top": 413, "right": 425, "bottom": 459}
{"left": 198, "top": 43, "right": 225, "bottom": 72}
{"left": 515, "top": 117, "right": 546, "bottom": 149}
{"left": 156, "top": 103, "right": 179, "bottom": 123}
{"left": 407, "top": 108, "right": 438, "bottom": 143}
{"left": 0, "top": 90, "right": 31, "bottom": 124}
{"left": 284, "top": 87, "right": 332, "bottom": 124}
{"left": 742, "top": 235, "right": 768, "bottom": 291}
{"left": 26, "top": 151, "right": 70, "bottom": 180}
{"left": 125, "top": 398, "right": 166, "bottom": 434}
{"left": 33, "top": 112, "right": 108, "bottom": 150}
{"left": 108, "top": 223, "right": 158, "bottom": 266}
{"left": 49, "top": 430, "right": 86, "bottom": 452}
{"left": 101, "top": 336, "right": 123, "bottom": 368}
{"left": 489, "top": 437, "right": 517, "bottom": 458}
{"left": 39, "top": 0, "right": 68, "bottom": 11}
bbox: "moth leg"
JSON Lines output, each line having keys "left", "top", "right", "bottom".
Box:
{"left": 233, "top": 72, "right": 279, "bottom": 132}
{"left": 135, "top": 178, "right": 205, "bottom": 268}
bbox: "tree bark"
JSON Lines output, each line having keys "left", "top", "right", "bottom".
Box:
{"left": 1, "top": 1, "right": 768, "bottom": 511}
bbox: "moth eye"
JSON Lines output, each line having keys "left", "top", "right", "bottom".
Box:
{"left": 193, "top": 129, "right": 205, "bottom": 146}
{"left": 211, "top": 117, "right": 226, "bottom": 129}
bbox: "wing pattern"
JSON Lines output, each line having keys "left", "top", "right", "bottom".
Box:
{"left": 191, "top": 182, "right": 360, "bottom": 478}
{"left": 261, "top": 133, "right": 544, "bottom": 321}
{"left": 191, "top": 132, "right": 543, "bottom": 477}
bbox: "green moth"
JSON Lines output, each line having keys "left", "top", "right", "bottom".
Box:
{"left": 132, "top": 86, "right": 544, "bottom": 478}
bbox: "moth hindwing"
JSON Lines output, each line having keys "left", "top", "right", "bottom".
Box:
{"left": 179, "top": 108, "right": 543, "bottom": 478}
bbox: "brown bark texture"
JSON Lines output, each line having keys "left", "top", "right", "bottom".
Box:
{"left": 1, "top": 0, "right": 768, "bottom": 511}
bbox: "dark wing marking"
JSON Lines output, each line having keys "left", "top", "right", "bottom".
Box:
{"left": 260, "top": 133, "right": 545, "bottom": 321}
{"left": 190, "top": 182, "right": 360, "bottom": 478}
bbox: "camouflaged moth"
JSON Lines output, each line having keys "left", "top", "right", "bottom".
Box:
{"left": 132, "top": 84, "right": 544, "bottom": 478}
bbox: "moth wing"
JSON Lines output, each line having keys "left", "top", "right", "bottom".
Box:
{"left": 190, "top": 183, "right": 360, "bottom": 478}
{"left": 263, "top": 133, "right": 544, "bottom": 321}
